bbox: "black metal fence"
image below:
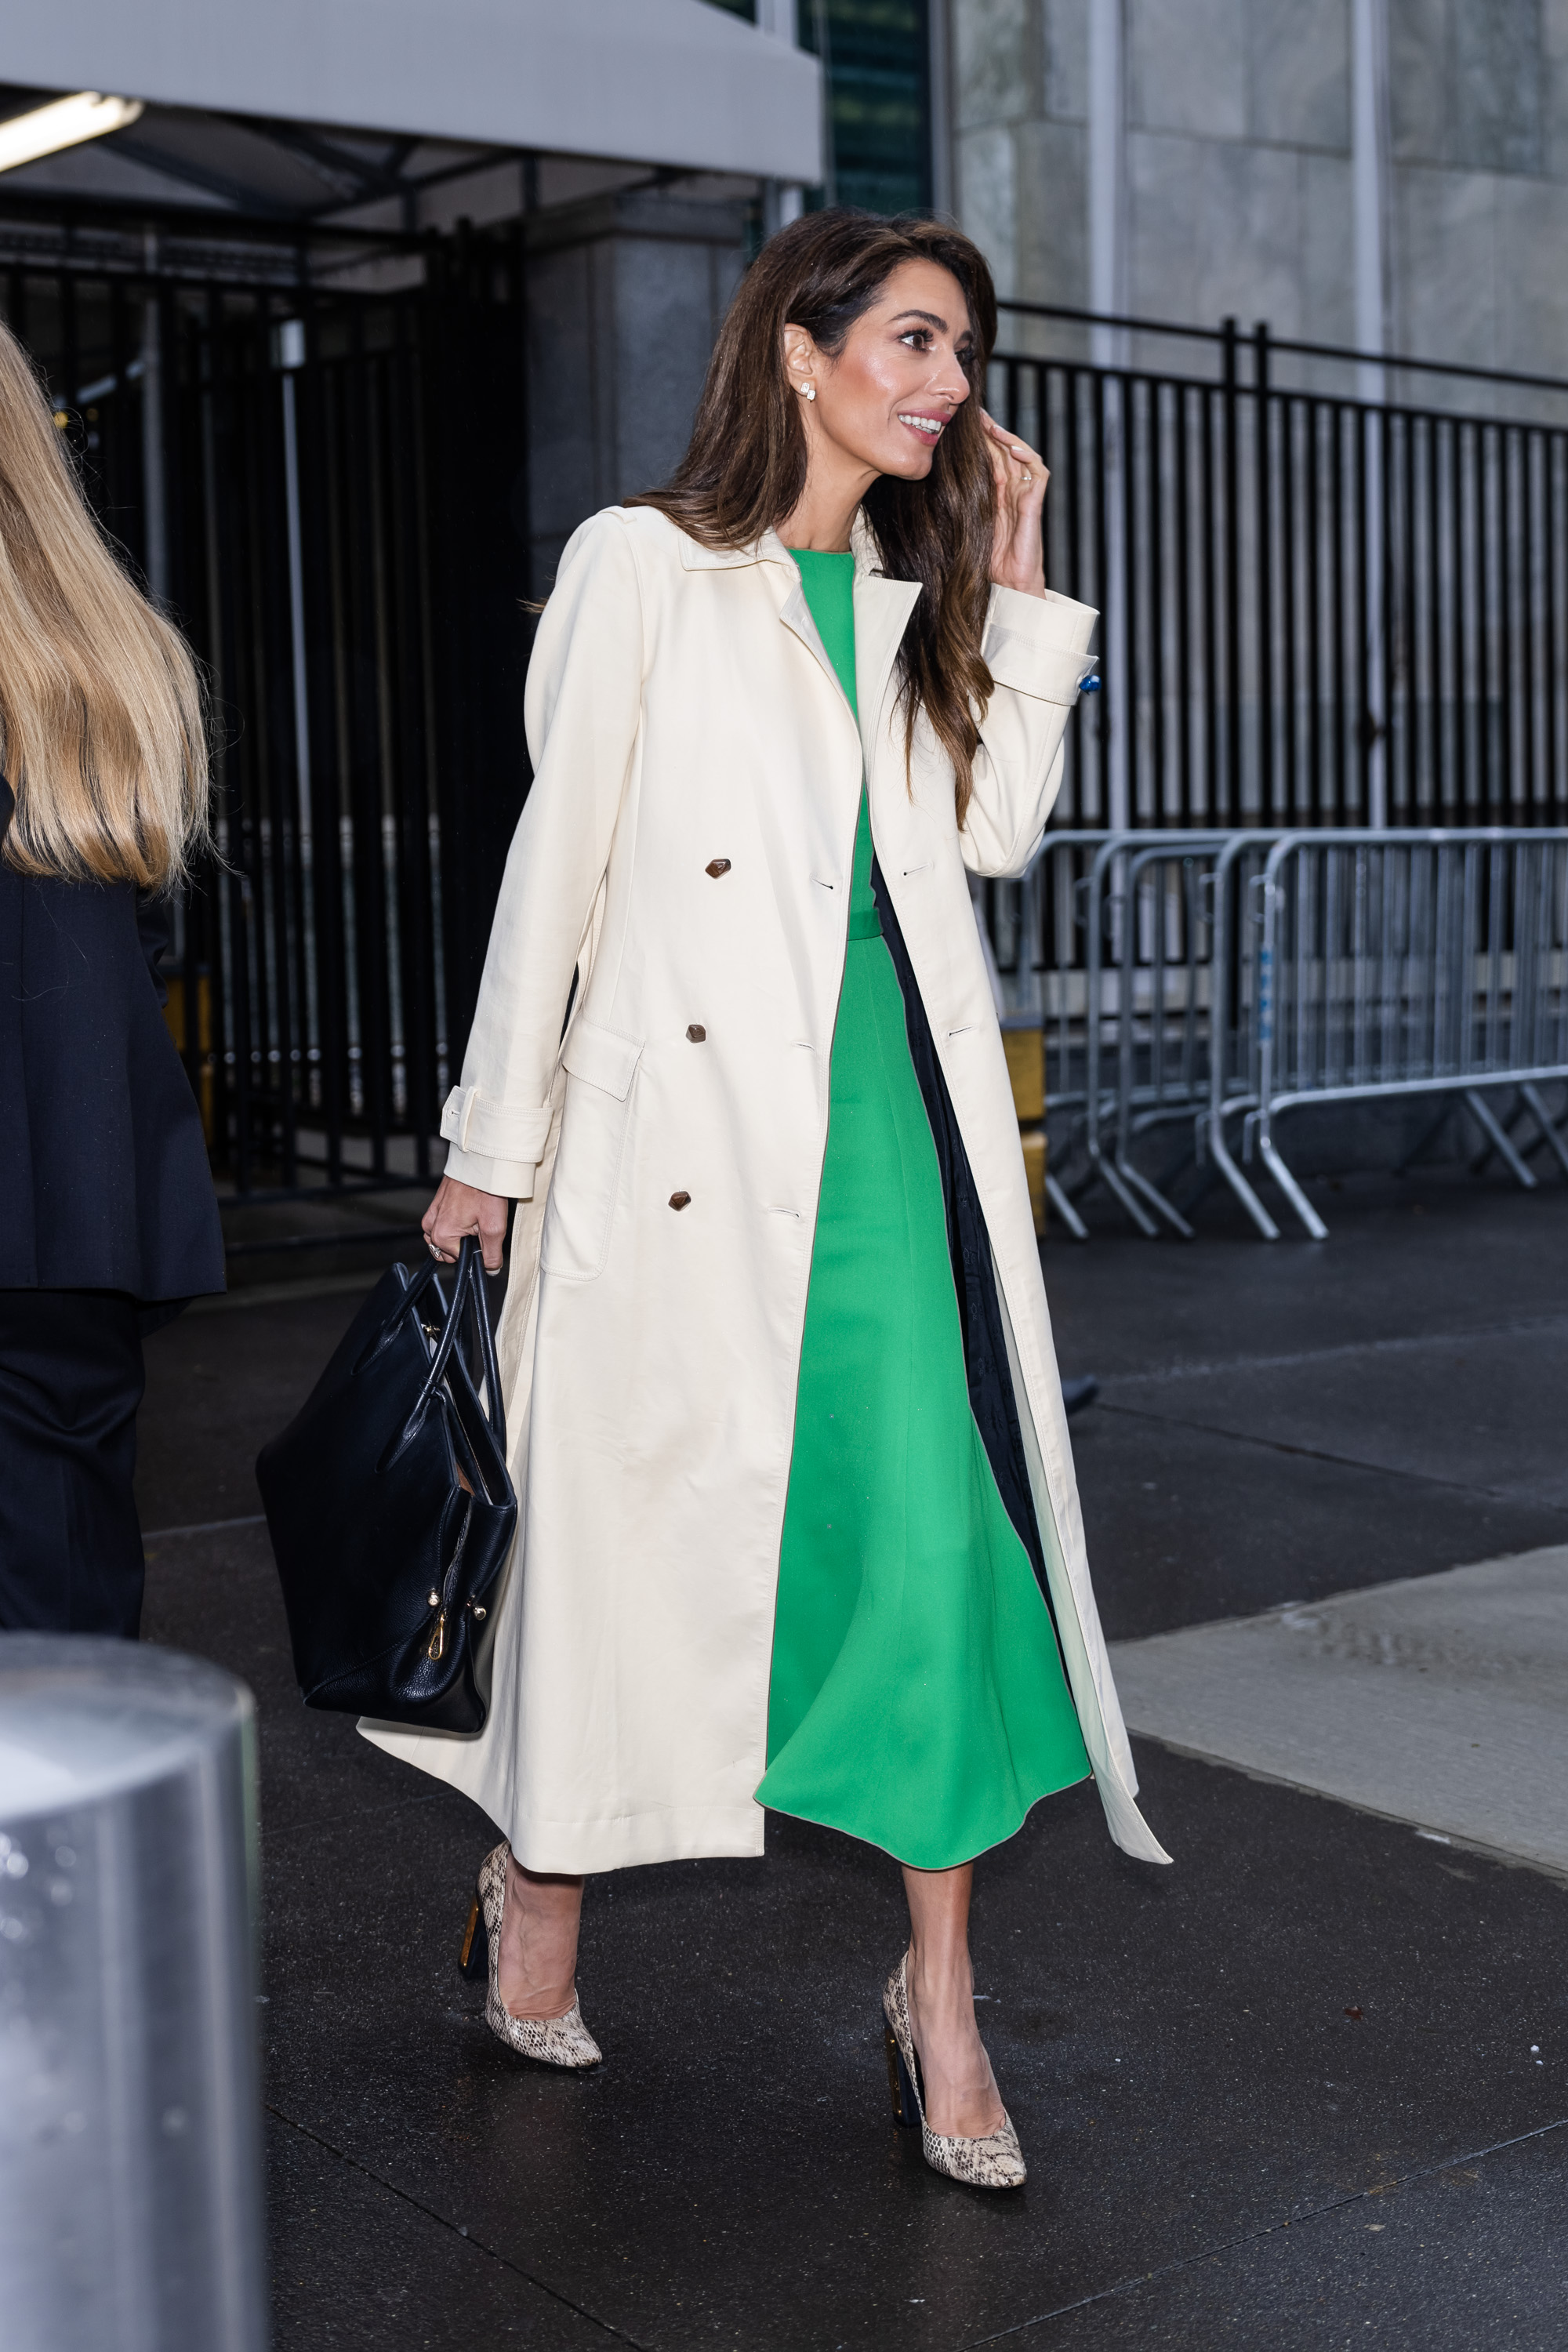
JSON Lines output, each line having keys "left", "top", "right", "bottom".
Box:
{"left": 7, "top": 241, "right": 1568, "bottom": 1216}
{"left": 2, "top": 220, "right": 529, "bottom": 1212}
{"left": 992, "top": 303, "right": 1568, "bottom": 833}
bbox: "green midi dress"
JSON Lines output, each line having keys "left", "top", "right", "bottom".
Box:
{"left": 755, "top": 550, "right": 1089, "bottom": 1871}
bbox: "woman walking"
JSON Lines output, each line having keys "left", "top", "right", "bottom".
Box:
{"left": 374, "top": 209, "right": 1168, "bottom": 2187}
{"left": 0, "top": 318, "right": 221, "bottom": 1634}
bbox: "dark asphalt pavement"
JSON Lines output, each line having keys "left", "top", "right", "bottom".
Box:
{"left": 136, "top": 1161, "right": 1568, "bottom": 2350}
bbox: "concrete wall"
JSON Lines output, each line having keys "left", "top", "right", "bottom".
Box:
{"left": 524, "top": 190, "right": 748, "bottom": 591}
{"left": 949, "top": 0, "right": 1568, "bottom": 378}
{"left": 1387, "top": 0, "right": 1568, "bottom": 375}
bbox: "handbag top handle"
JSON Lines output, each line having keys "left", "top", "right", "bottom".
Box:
{"left": 388, "top": 1236, "right": 507, "bottom": 1465}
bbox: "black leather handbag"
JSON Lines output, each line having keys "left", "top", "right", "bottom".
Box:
{"left": 257, "top": 1236, "right": 517, "bottom": 1733}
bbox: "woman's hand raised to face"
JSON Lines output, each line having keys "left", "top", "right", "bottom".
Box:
{"left": 981, "top": 409, "right": 1050, "bottom": 598}
{"left": 422, "top": 1174, "right": 509, "bottom": 1274}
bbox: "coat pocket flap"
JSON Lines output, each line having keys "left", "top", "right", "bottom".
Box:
{"left": 561, "top": 1017, "right": 644, "bottom": 1100}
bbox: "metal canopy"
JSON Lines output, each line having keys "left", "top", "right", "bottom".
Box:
{"left": 0, "top": 82, "right": 510, "bottom": 227}
{"left": 0, "top": 0, "right": 821, "bottom": 186}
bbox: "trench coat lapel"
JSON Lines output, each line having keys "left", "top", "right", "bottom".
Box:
{"left": 849, "top": 514, "right": 921, "bottom": 768}
{"left": 681, "top": 516, "right": 921, "bottom": 767}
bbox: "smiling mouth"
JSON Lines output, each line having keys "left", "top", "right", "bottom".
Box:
{"left": 897, "top": 412, "right": 946, "bottom": 440}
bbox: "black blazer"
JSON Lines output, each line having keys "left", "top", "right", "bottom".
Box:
{"left": 0, "top": 782, "right": 224, "bottom": 1303}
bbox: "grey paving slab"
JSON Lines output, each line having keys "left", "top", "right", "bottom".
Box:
{"left": 1042, "top": 1167, "right": 1568, "bottom": 1380}
{"left": 1069, "top": 1410, "right": 1568, "bottom": 1642}
{"left": 1101, "top": 1319, "right": 1568, "bottom": 1508}
{"left": 1109, "top": 1548, "right": 1568, "bottom": 1875}
{"left": 1020, "top": 2119, "right": 1568, "bottom": 2350}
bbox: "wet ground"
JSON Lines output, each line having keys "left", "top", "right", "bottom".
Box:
{"left": 137, "top": 1160, "right": 1568, "bottom": 2350}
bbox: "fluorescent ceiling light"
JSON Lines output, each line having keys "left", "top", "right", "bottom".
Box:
{"left": 0, "top": 93, "right": 145, "bottom": 176}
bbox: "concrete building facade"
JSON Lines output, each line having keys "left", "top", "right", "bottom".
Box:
{"left": 944, "top": 0, "right": 1568, "bottom": 379}
{"left": 0, "top": 0, "right": 822, "bottom": 583}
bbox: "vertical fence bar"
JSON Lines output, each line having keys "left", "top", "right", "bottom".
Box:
{"left": 1523, "top": 430, "right": 1541, "bottom": 818}
{"left": 1222, "top": 319, "right": 1242, "bottom": 828}
{"left": 1439, "top": 419, "right": 1448, "bottom": 823}
{"left": 1149, "top": 380, "right": 1167, "bottom": 818}
{"left": 1330, "top": 402, "right": 1348, "bottom": 821}
{"left": 1175, "top": 383, "right": 1193, "bottom": 825}
{"left": 1306, "top": 398, "right": 1323, "bottom": 822}
{"left": 1549, "top": 435, "right": 1564, "bottom": 819}
{"left": 1254, "top": 323, "right": 1274, "bottom": 822}
{"left": 1281, "top": 394, "right": 1300, "bottom": 818}
{"left": 1201, "top": 383, "right": 1219, "bottom": 826}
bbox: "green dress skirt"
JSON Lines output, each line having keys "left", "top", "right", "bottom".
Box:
{"left": 755, "top": 549, "right": 1088, "bottom": 1871}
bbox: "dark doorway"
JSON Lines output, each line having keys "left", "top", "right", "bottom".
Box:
{"left": 3, "top": 222, "right": 531, "bottom": 1206}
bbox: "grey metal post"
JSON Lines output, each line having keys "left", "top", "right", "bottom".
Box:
{"left": 0, "top": 1637, "right": 267, "bottom": 2352}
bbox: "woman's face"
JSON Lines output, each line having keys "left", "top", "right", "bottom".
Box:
{"left": 786, "top": 259, "right": 975, "bottom": 485}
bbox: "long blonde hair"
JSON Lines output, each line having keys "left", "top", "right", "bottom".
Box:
{"left": 0, "top": 315, "right": 208, "bottom": 892}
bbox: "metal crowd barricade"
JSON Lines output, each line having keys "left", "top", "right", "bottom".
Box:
{"left": 1082, "top": 833, "right": 1236, "bottom": 1237}
{"left": 1033, "top": 830, "right": 1111, "bottom": 1238}
{"left": 985, "top": 831, "right": 1109, "bottom": 1239}
{"left": 1209, "top": 829, "right": 1568, "bottom": 1240}
{"left": 1006, "top": 829, "right": 1249, "bottom": 1240}
{"left": 1202, "top": 829, "right": 1287, "bottom": 1239}
{"left": 986, "top": 826, "right": 1568, "bottom": 1243}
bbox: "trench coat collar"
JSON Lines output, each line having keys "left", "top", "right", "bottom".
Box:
{"left": 678, "top": 512, "right": 921, "bottom": 762}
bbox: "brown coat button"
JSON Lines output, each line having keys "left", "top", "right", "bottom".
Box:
{"left": 686, "top": 1024, "right": 706, "bottom": 1042}
{"left": 669, "top": 1191, "right": 691, "bottom": 1210}
{"left": 705, "top": 858, "right": 731, "bottom": 877}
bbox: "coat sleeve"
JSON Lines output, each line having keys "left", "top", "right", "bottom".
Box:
{"left": 960, "top": 584, "right": 1098, "bottom": 878}
{"left": 439, "top": 509, "right": 646, "bottom": 1199}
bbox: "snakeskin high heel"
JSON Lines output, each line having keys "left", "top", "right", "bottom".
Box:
{"left": 883, "top": 1951, "right": 1026, "bottom": 2188}
{"left": 459, "top": 1840, "right": 602, "bottom": 2068}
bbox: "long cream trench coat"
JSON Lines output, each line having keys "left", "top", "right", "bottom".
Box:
{"left": 363, "top": 505, "right": 1171, "bottom": 1875}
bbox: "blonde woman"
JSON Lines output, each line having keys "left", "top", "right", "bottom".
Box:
{"left": 0, "top": 317, "right": 219, "bottom": 1636}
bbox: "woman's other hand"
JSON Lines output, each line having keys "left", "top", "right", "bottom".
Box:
{"left": 980, "top": 408, "right": 1049, "bottom": 597}
{"left": 422, "top": 1175, "right": 509, "bottom": 1273}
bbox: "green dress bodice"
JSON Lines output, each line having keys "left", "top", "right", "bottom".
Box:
{"left": 755, "top": 549, "right": 1087, "bottom": 1868}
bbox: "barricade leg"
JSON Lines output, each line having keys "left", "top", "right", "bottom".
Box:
{"left": 1087, "top": 1141, "right": 1162, "bottom": 1236}
{"left": 1464, "top": 1090, "right": 1540, "bottom": 1191}
{"left": 1044, "top": 1173, "right": 1090, "bottom": 1240}
{"left": 1204, "top": 1106, "right": 1283, "bottom": 1240}
{"left": 1519, "top": 1084, "right": 1568, "bottom": 1179}
{"left": 1251, "top": 1116, "right": 1331, "bottom": 1241}
{"left": 1114, "top": 1142, "right": 1196, "bottom": 1239}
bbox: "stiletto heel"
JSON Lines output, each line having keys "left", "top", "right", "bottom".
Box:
{"left": 465, "top": 1842, "right": 603, "bottom": 2069}
{"left": 459, "top": 1897, "right": 487, "bottom": 1983}
{"left": 881, "top": 1951, "right": 1026, "bottom": 2189}
{"left": 884, "top": 2024, "right": 920, "bottom": 2129}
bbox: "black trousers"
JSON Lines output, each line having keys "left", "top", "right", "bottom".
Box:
{"left": 0, "top": 1290, "right": 147, "bottom": 1636}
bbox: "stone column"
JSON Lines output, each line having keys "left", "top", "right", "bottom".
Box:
{"left": 524, "top": 188, "right": 750, "bottom": 592}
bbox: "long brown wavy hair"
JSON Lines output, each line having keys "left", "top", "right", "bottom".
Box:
{"left": 629, "top": 209, "right": 998, "bottom": 827}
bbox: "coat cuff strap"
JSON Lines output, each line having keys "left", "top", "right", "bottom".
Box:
{"left": 440, "top": 1084, "right": 552, "bottom": 1164}
{"left": 984, "top": 585, "right": 1099, "bottom": 703}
